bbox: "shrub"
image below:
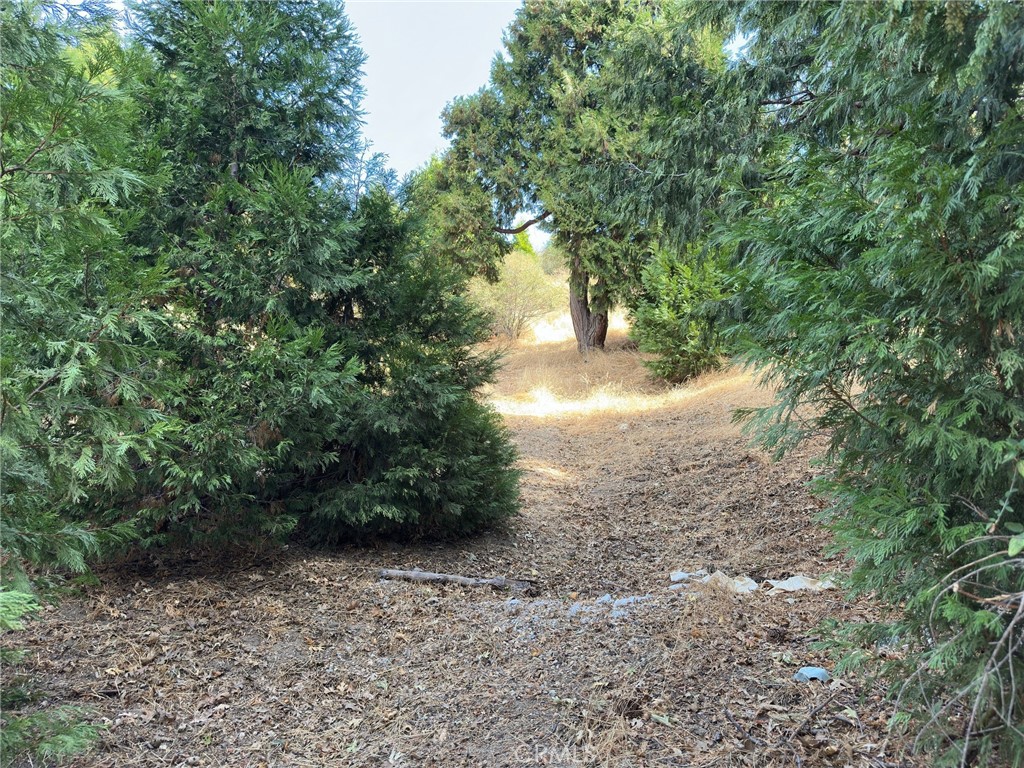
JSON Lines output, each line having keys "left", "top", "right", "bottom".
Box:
{"left": 536, "top": 245, "right": 565, "bottom": 277}
{"left": 0, "top": 589, "right": 102, "bottom": 768}
{"left": 469, "top": 250, "right": 563, "bottom": 340}
{"left": 727, "top": 3, "right": 1024, "bottom": 763}
{"left": 630, "top": 246, "right": 728, "bottom": 382}
{"left": 297, "top": 190, "right": 520, "bottom": 541}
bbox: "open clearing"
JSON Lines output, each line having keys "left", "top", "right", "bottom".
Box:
{"left": 8, "top": 321, "right": 922, "bottom": 767}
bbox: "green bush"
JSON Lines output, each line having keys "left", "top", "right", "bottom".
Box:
{"left": 726, "top": 3, "right": 1024, "bottom": 764}
{"left": 296, "top": 189, "right": 520, "bottom": 541}
{"left": 630, "top": 247, "right": 728, "bottom": 382}
{"left": 468, "top": 250, "right": 563, "bottom": 340}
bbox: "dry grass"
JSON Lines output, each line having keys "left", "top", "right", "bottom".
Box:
{"left": 482, "top": 317, "right": 755, "bottom": 421}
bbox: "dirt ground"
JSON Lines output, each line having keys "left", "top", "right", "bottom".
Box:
{"left": 7, "top": 325, "right": 924, "bottom": 768}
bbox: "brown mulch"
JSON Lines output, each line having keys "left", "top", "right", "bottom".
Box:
{"left": 6, "top": 337, "right": 923, "bottom": 767}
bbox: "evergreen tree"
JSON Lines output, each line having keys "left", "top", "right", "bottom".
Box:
{"left": 573, "top": 2, "right": 739, "bottom": 378}
{"left": 301, "top": 188, "right": 519, "bottom": 541}
{"left": 0, "top": 2, "right": 165, "bottom": 761}
{"left": 630, "top": 244, "right": 728, "bottom": 382}
{"left": 402, "top": 155, "right": 510, "bottom": 282}
{"left": 111, "top": 0, "right": 367, "bottom": 546}
{"left": 121, "top": 0, "right": 519, "bottom": 544}
{"left": 720, "top": 3, "right": 1024, "bottom": 763}
{"left": 443, "top": 1, "right": 655, "bottom": 352}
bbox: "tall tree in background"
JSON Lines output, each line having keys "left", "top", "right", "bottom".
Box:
{"left": 402, "top": 155, "right": 510, "bottom": 282}
{"left": 444, "top": 1, "right": 653, "bottom": 352}
{"left": 573, "top": 2, "right": 739, "bottom": 380}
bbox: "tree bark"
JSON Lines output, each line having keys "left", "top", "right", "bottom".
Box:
{"left": 569, "top": 255, "right": 607, "bottom": 352}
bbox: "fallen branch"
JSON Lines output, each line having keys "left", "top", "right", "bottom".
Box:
{"left": 380, "top": 568, "right": 533, "bottom": 591}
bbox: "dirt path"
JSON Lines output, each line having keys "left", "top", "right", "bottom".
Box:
{"left": 7, "top": 333, "right": 920, "bottom": 767}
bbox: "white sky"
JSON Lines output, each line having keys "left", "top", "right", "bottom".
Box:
{"left": 346, "top": 0, "right": 521, "bottom": 181}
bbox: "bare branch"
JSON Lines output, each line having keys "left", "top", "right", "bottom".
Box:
{"left": 495, "top": 210, "right": 550, "bottom": 235}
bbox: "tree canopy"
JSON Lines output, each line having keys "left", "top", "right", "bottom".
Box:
{"left": 443, "top": 2, "right": 654, "bottom": 351}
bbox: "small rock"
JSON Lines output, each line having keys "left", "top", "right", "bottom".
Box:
{"left": 612, "top": 595, "right": 649, "bottom": 608}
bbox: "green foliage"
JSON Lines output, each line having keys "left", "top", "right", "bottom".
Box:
{"left": 468, "top": 250, "right": 563, "bottom": 341}
{"left": 0, "top": 5, "right": 158, "bottom": 760}
{"left": 0, "top": 704, "right": 101, "bottom": 768}
{"left": 1, "top": 0, "right": 174, "bottom": 576}
{"left": 299, "top": 189, "right": 520, "bottom": 541}
{"left": 573, "top": 1, "right": 737, "bottom": 247}
{"left": 4, "top": 0, "right": 519, "bottom": 554}
{"left": 631, "top": 247, "right": 728, "bottom": 382}
{"left": 722, "top": 2, "right": 1024, "bottom": 763}
{"left": 0, "top": 587, "right": 102, "bottom": 767}
{"left": 512, "top": 231, "right": 534, "bottom": 257}
{"left": 104, "top": 0, "right": 520, "bottom": 544}
{"left": 402, "top": 155, "right": 510, "bottom": 281}
{"left": 443, "top": 2, "right": 657, "bottom": 350}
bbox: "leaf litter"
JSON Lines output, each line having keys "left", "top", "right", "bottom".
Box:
{"left": 5, "top": 331, "right": 923, "bottom": 767}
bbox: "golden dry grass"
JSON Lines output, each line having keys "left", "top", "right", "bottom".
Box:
{"left": 481, "top": 312, "right": 753, "bottom": 420}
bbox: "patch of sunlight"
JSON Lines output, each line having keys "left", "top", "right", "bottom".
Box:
{"left": 518, "top": 458, "right": 573, "bottom": 480}
{"left": 490, "top": 375, "right": 750, "bottom": 418}
{"left": 528, "top": 309, "right": 631, "bottom": 345}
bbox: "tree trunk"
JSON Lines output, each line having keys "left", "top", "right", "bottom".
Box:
{"left": 569, "top": 255, "right": 607, "bottom": 353}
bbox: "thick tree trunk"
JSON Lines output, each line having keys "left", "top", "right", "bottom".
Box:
{"left": 569, "top": 256, "right": 608, "bottom": 353}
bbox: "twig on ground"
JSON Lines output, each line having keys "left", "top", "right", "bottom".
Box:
{"left": 724, "top": 707, "right": 767, "bottom": 748}
{"left": 379, "top": 568, "right": 534, "bottom": 591}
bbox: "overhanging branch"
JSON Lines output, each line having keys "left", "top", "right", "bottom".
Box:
{"left": 495, "top": 210, "right": 551, "bottom": 235}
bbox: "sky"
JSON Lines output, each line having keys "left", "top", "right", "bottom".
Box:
{"left": 346, "top": 1, "right": 521, "bottom": 181}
